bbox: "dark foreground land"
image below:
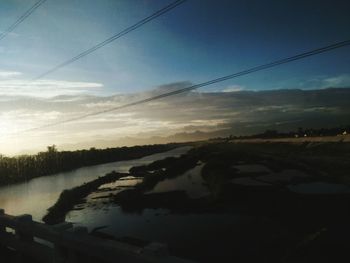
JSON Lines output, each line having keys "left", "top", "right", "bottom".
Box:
{"left": 44, "top": 140, "right": 350, "bottom": 262}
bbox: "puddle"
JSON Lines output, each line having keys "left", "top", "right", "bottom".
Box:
{"left": 147, "top": 164, "right": 209, "bottom": 198}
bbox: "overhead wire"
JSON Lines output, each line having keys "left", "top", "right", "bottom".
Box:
{"left": 33, "top": 0, "right": 187, "bottom": 80}
{"left": 18, "top": 39, "right": 350, "bottom": 134}
{"left": 0, "top": 0, "right": 47, "bottom": 42}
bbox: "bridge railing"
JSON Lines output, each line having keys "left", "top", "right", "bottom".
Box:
{"left": 0, "top": 209, "right": 194, "bottom": 263}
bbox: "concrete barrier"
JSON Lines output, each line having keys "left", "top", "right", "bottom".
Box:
{"left": 0, "top": 209, "right": 194, "bottom": 263}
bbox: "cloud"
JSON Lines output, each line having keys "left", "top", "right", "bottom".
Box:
{"left": 323, "top": 74, "right": 350, "bottom": 87}
{"left": 222, "top": 85, "right": 244, "bottom": 92}
{"left": 0, "top": 80, "right": 350, "bottom": 155}
{"left": 0, "top": 69, "right": 104, "bottom": 97}
{"left": 299, "top": 74, "right": 350, "bottom": 89}
{"left": 0, "top": 79, "right": 103, "bottom": 97}
{"left": 0, "top": 71, "right": 22, "bottom": 78}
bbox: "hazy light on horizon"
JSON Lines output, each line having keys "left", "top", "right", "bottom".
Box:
{"left": 0, "top": 0, "right": 349, "bottom": 155}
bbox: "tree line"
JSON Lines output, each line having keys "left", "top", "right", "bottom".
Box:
{"left": 0, "top": 143, "right": 179, "bottom": 186}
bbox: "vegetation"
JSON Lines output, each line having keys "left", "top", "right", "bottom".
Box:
{"left": 129, "top": 153, "right": 199, "bottom": 191}
{"left": 228, "top": 125, "right": 350, "bottom": 139}
{"left": 118, "top": 141, "right": 350, "bottom": 262}
{"left": 43, "top": 152, "right": 199, "bottom": 224}
{"left": 44, "top": 141, "right": 350, "bottom": 221}
{"left": 195, "top": 142, "right": 350, "bottom": 262}
{"left": 43, "top": 171, "right": 127, "bottom": 225}
{"left": 0, "top": 143, "right": 182, "bottom": 186}
{"left": 43, "top": 140, "right": 350, "bottom": 262}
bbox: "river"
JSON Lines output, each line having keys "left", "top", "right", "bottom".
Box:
{"left": 0, "top": 145, "right": 306, "bottom": 262}
{"left": 0, "top": 146, "right": 192, "bottom": 221}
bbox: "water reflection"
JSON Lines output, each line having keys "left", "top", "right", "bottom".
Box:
{"left": 0, "top": 146, "right": 191, "bottom": 221}
{"left": 99, "top": 176, "right": 143, "bottom": 190}
{"left": 147, "top": 163, "right": 210, "bottom": 198}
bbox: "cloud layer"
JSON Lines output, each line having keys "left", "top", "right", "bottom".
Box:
{"left": 0, "top": 70, "right": 103, "bottom": 97}
{"left": 1, "top": 80, "right": 350, "bottom": 155}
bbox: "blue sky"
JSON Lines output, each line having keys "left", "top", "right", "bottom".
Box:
{"left": 0, "top": 0, "right": 349, "bottom": 154}
{"left": 0, "top": 0, "right": 349, "bottom": 96}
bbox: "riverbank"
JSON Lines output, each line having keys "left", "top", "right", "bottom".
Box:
{"left": 44, "top": 141, "right": 350, "bottom": 262}
{"left": 43, "top": 152, "right": 200, "bottom": 224}
{"left": 0, "top": 143, "right": 186, "bottom": 187}
{"left": 42, "top": 171, "right": 128, "bottom": 224}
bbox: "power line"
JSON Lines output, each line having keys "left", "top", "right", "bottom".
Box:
{"left": 34, "top": 0, "right": 187, "bottom": 80}
{"left": 0, "top": 0, "right": 47, "bottom": 42}
{"left": 21, "top": 39, "right": 350, "bottom": 134}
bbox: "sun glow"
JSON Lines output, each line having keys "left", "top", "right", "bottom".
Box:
{"left": 0, "top": 116, "right": 31, "bottom": 155}
{"left": 0, "top": 117, "right": 18, "bottom": 137}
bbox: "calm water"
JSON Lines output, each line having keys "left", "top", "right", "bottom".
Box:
{"left": 65, "top": 161, "right": 269, "bottom": 262}
{"left": 0, "top": 145, "right": 259, "bottom": 261}
{"left": 67, "top": 163, "right": 212, "bottom": 230}
{"left": 0, "top": 146, "right": 192, "bottom": 221}
{"left": 147, "top": 163, "right": 210, "bottom": 198}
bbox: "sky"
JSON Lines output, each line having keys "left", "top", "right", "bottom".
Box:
{"left": 0, "top": 0, "right": 349, "bottom": 155}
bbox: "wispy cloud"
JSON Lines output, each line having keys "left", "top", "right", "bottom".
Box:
{"left": 0, "top": 70, "right": 22, "bottom": 78}
{"left": 0, "top": 80, "right": 350, "bottom": 155}
{"left": 0, "top": 70, "right": 103, "bottom": 97}
{"left": 323, "top": 74, "right": 350, "bottom": 87}
{"left": 222, "top": 85, "right": 245, "bottom": 92}
{"left": 299, "top": 74, "right": 350, "bottom": 89}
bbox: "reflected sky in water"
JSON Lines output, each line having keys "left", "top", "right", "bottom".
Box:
{"left": 148, "top": 163, "right": 209, "bottom": 198}
{"left": 0, "top": 146, "right": 191, "bottom": 221}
